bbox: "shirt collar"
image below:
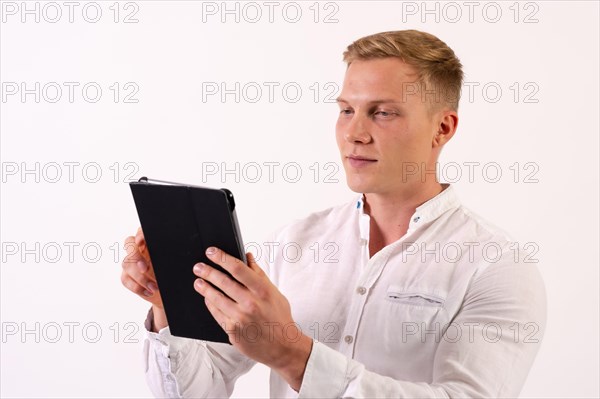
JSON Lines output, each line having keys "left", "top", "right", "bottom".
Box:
{"left": 410, "top": 183, "right": 460, "bottom": 228}
{"left": 355, "top": 184, "right": 460, "bottom": 239}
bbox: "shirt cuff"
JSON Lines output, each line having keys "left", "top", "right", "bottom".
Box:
{"left": 297, "top": 340, "right": 348, "bottom": 398}
{"left": 144, "top": 306, "right": 201, "bottom": 355}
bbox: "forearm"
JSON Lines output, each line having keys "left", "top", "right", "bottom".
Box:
{"left": 296, "top": 341, "right": 493, "bottom": 398}
{"left": 270, "top": 334, "right": 313, "bottom": 392}
{"left": 151, "top": 305, "right": 168, "bottom": 332}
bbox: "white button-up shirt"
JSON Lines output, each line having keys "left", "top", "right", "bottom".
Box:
{"left": 142, "top": 184, "right": 546, "bottom": 398}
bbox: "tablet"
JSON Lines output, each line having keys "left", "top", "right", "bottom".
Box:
{"left": 129, "top": 177, "right": 246, "bottom": 343}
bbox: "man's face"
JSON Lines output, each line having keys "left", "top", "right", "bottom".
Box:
{"left": 335, "top": 57, "right": 445, "bottom": 196}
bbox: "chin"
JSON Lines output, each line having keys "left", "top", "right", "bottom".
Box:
{"left": 345, "top": 175, "right": 376, "bottom": 194}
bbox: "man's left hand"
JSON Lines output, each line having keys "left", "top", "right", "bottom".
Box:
{"left": 192, "top": 246, "right": 313, "bottom": 392}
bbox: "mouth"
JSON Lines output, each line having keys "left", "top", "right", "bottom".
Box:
{"left": 347, "top": 154, "right": 377, "bottom": 168}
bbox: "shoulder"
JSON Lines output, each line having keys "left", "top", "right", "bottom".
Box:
{"left": 452, "top": 204, "right": 517, "bottom": 245}
{"left": 452, "top": 205, "right": 547, "bottom": 324}
{"left": 444, "top": 203, "right": 542, "bottom": 273}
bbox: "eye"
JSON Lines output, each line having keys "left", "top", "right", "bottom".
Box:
{"left": 339, "top": 108, "right": 353, "bottom": 115}
{"left": 373, "top": 110, "right": 396, "bottom": 118}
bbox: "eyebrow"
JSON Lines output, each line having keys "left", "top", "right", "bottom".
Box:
{"left": 336, "top": 97, "right": 402, "bottom": 105}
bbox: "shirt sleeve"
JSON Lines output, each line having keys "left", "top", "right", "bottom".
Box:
{"left": 142, "top": 307, "right": 257, "bottom": 398}
{"left": 297, "top": 255, "right": 547, "bottom": 398}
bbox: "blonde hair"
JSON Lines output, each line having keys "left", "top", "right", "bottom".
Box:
{"left": 343, "top": 30, "right": 464, "bottom": 113}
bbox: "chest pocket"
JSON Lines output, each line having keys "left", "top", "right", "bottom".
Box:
{"left": 385, "top": 285, "right": 446, "bottom": 308}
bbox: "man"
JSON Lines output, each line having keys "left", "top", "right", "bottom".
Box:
{"left": 121, "top": 30, "right": 546, "bottom": 398}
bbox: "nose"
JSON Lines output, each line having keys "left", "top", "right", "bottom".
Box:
{"left": 343, "top": 112, "right": 372, "bottom": 144}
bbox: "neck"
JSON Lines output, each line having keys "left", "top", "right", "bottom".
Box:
{"left": 363, "top": 181, "right": 445, "bottom": 257}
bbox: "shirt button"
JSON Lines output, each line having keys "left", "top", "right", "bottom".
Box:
{"left": 344, "top": 335, "right": 354, "bottom": 344}
{"left": 356, "top": 286, "right": 366, "bottom": 295}
{"left": 413, "top": 216, "right": 420, "bottom": 223}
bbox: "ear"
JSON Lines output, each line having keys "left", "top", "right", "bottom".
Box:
{"left": 432, "top": 110, "right": 459, "bottom": 148}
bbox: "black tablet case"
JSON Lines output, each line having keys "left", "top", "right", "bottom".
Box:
{"left": 129, "top": 178, "right": 246, "bottom": 344}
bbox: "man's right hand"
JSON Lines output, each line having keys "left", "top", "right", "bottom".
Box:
{"left": 121, "top": 227, "right": 168, "bottom": 332}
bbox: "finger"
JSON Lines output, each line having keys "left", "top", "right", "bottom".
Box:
{"left": 123, "top": 236, "right": 151, "bottom": 274}
{"left": 135, "top": 228, "right": 146, "bottom": 248}
{"left": 137, "top": 259, "right": 148, "bottom": 273}
{"left": 246, "top": 252, "right": 266, "bottom": 277}
{"left": 205, "top": 247, "right": 263, "bottom": 293}
{"left": 125, "top": 233, "right": 155, "bottom": 279}
{"left": 125, "top": 259, "right": 158, "bottom": 294}
{"left": 193, "top": 262, "right": 247, "bottom": 303}
{"left": 124, "top": 267, "right": 158, "bottom": 294}
{"left": 122, "top": 237, "right": 144, "bottom": 267}
{"left": 123, "top": 236, "right": 143, "bottom": 267}
{"left": 137, "top": 248, "right": 156, "bottom": 280}
{"left": 204, "top": 298, "right": 235, "bottom": 335}
{"left": 194, "top": 277, "right": 238, "bottom": 319}
{"left": 124, "top": 236, "right": 137, "bottom": 258}
{"left": 122, "top": 244, "right": 157, "bottom": 293}
{"left": 121, "top": 272, "right": 154, "bottom": 298}
{"left": 135, "top": 235, "right": 154, "bottom": 273}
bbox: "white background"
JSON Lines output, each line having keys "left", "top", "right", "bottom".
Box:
{"left": 1, "top": 1, "right": 598, "bottom": 398}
